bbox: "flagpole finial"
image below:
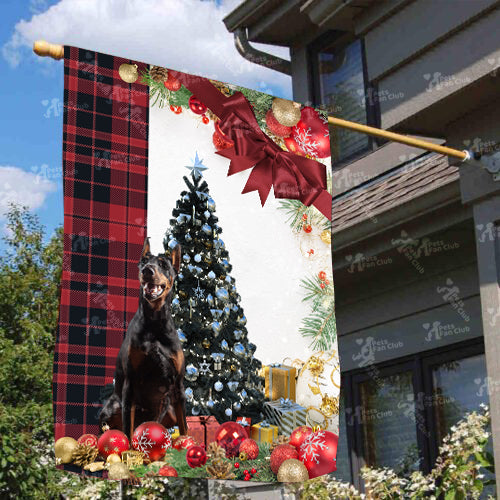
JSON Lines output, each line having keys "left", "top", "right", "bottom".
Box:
{"left": 33, "top": 40, "right": 64, "bottom": 60}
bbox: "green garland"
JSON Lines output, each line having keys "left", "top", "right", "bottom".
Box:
{"left": 140, "top": 69, "right": 192, "bottom": 109}
{"left": 278, "top": 199, "right": 330, "bottom": 232}
{"left": 299, "top": 275, "right": 336, "bottom": 351}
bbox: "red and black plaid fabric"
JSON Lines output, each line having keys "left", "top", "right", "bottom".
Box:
{"left": 54, "top": 47, "right": 149, "bottom": 442}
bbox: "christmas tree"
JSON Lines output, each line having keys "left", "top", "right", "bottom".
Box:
{"left": 164, "top": 153, "right": 265, "bottom": 423}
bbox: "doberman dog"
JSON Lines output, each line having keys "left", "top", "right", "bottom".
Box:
{"left": 99, "top": 238, "right": 188, "bottom": 439}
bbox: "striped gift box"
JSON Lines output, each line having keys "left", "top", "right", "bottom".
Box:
{"left": 264, "top": 398, "right": 307, "bottom": 436}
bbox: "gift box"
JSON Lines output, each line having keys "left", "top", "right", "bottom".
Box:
{"left": 250, "top": 420, "right": 278, "bottom": 444}
{"left": 263, "top": 364, "right": 296, "bottom": 400}
{"left": 187, "top": 416, "right": 219, "bottom": 447}
{"left": 263, "top": 398, "right": 307, "bottom": 435}
{"left": 236, "top": 417, "right": 252, "bottom": 438}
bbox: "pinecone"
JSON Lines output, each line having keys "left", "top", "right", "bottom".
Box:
{"left": 206, "top": 459, "right": 236, "bottom": 480}
{"left": 125, "top": 473, "right": 142, "bottom": 486}
{"left": 150, "top": 65, "right": 168, "bottom": 83}
{"left": 72, "top": 443, "right": 99, "bottom": 467}
{"left": 207, "top": 441, "right": 226, "bottom": 460}
{"left": 270, "top": 435, "right": 290, "bottom": 452}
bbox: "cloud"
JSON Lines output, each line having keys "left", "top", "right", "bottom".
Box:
{"left": 2, "top": 0, "right": 291, "bottom": 97}
{"left": 0, "top": 166, "right": 57, "bottom": 217}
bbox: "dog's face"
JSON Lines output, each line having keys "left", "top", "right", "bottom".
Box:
{"left": 138, "top": 238, "right": 181, "bottom": 309}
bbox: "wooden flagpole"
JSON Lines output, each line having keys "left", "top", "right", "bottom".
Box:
{"left": 32, "top": 39, "right": 471, "bottom": 162}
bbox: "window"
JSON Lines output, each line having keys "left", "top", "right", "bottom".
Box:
{"left": 334, "top": 340, "right": 489, "bottom": 490}
{"left": 310, "top": 34, "right": 380, "bottom": 164}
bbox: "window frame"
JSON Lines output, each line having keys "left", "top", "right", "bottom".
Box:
{"left": 338, "top": 337, "right": 486, "bottom": 491}
{"left": 308, "top": 31, "right": 383, "bottom": 168}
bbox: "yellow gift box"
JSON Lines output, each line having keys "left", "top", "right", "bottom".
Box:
{"left": 263, "top": 364, "right": 296, "bottom": 400}
{"left": 250, "top": 420, "right": 279, "bottom": 444}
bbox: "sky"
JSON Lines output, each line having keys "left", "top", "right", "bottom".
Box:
{"left": 0, "top": 0, "right": 291, "bottom": 245}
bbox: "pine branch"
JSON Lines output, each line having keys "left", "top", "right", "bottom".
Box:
{"left": 299, "top": 303, "right": 336, "bottom": 351}
{"left": 278, "top": 199, "right": 330, "bottom": 232}
{"left": 140, "top": 68, "right": 192, "bottom": 109}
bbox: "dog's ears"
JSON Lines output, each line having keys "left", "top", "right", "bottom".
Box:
{"left": 170, "top": 244, "right": 181, "bottom": 273}
{"left": 141, "top": 238, "right": 151, "bottom": 258}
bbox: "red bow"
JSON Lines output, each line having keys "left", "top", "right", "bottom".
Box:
{"left": 169, "top": 72, "right": 332, "bottom": 220}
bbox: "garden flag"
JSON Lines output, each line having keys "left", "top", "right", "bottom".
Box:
{"left": 54, "top": 46, "right": 339, "bottom": 482}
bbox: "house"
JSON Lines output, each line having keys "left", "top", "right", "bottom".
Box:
{"left": 223, "top": 0, "right": 500, "bottom": 494}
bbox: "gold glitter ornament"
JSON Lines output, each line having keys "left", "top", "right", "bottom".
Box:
{"left": 108, "top": 462, "right": 131, "bottom": 480}
{"left": 55, "top": 437, "right": 78, "bottom": 464}
{"left": 320, "top": 229, "right": 331, "bottom": 245}
{"left": 306, "top": 356, "right": 325, "bottom": 377}
{"left": 277, "top": 459, "right": 309, "bottom": 482}
{"left": 272, "top": 98, "right": 301, "bottom": 127}
{"left": 106, "top": 453, "right": 122, "bottom": 465}
{"left": 119, "top": 63, "right": 138, "bottom": 84}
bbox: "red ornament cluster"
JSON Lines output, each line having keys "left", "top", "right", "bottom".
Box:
{"left": 290, "top": 107, "right": 330, "bottom": 158}
{"left": 239, "top": 438, "right": 259, "bottom": 460}
{"left": 158, "top": 465, "right": 178, "bottom": 477}
{"left": 270, "top": 444, "right": 299, "bottom": 474}
{"left": 215, "top": 421, "right": 247, "bottom": 458}
{"left": 164, "top": 73, "right": 181, "bottom": 91}
{"left": 97, "top": 429, "right": 129, "bottom": 459}
{"left": 132, "top": 421, "right": 172, "bottom": 461}
{"left": 186, "top": 445, "right": 207, "bottom": 468}
{"left": 172, "top": 435, "right": 198, "bottom": 450}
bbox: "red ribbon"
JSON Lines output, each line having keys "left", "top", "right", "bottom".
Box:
{"left": 169, "top": 72, "right": 332, "bottom": 220}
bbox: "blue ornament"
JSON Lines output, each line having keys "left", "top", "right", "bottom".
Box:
{"left": 206, "top": 294, "right": 214, "bottom": 305}
{"left": 227, "top": 381, "right": 238, "bottom": 392}
{"left": 185, "top": 364, "right": 199, "bottom": 382}
{"left": 194, "top": 254, "right": 202, "bottom": 263}
{"left": 177, "top": 329, "right": 187, "bottom": 343}
{"left": 207, "top": 198, "right": 216, "bottom": 211}
{"left": 211, "top": 321, "right": 221, "bottom": 336}
{"left": 241, "top": 389, "right": 247, "bottom": 399}
{"left": 178, "top": 273, "right": 184, "bottom": 280}
{"left": 225, "top": 408, "right": 233, "bottom": 417}
{"left": 225, "top": 276, "right": 232, "bottom": 284}
{"left": 168, "top": 239, "right": 179, "bottom": 250}
{"left": 222, "top": 259, "right": 229, "bottom": 268}
{"left": 192, "top": 405, "right": 201, "bottom": 416}
{"left": 208, "top": 271, "right": 216, "bottom": 280}
{"left": 202, "top": 224, "right": 212, "bottom": 235}
{"left": 214, "top": 381, "right": 223, "bottom": 392}
{"left": 207, "top": 398, "right": 215, "bottom": 409}
{"left": 210, "top": 309, "right": 223, "bottom": 319}
{"left": 183, "top": 194, "right": 190, "bottom": 202}
{"left": 204, "top": 210, "right": 211, "bottom": 219}
{"left": 233, "top": 402, "right": 241, "bottom": 411}
{"left": 223, "top": 306, "right": 231, "bottom": 317}
{"left": 221, "top": 340, "right": 229, "bottom": 350}
{"left": 185, "top": 387, "right": 194, "bottom": 401}
{"left": 248, "top": 343, "right": 257, "bottom": 355}
{"left": 233, "top": 330, "right": 243, "bottom": 340}
{"left": 183, "top": 254, "right": 191, "bottom": 263}
{"left": 238, "top": 315, "right": 247, "bottom": 326}
{"left": 215, "top": 288, "right": 229, "bottom": 302}
{"left": 233, "top": 343, "right": 245, "bottom": 357}
{"left": 185, "top": 233, "right": 192, "bottom": 242}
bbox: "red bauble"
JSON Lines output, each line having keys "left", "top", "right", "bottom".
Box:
{"left": 202, "top": 115, "right": 209, "bottom": 124}
{"left": 172, "top": 435, "right": 197, "bottom": 450}
{"left": 299, "top": 430, "right": 338, "bottom": 478}
{"left": 289, "top": 426, "right": 313, "bottom": 451}
{"left": 303, "top": 224, "right": 312, "bottom": 233}
{"left": 318, "top": 271, "right": 327, "bottom": 282}
{"left": 158, "top": 465, "right": 178, "bottom": 477}
{"left": 291, "top": 107, "right": 330, "bottom": 158}
{"left": 270, "top": 444, "right": 299, "bottom": 474}
{"left": 239, "top": 438, "right": 259, "bottom": 460}
{"left": 265, "top": 109, "right": 292, "bottom": 138}
{"left": 186, "top": 445, "right": 207, "bottom": 468}
{"left": 215, "top": 422, "right": 247, "bottom": 458}
{"left": 170, "top": 105, "right": 182, "bottom": 114}
{"left": 283, "top": 136, "right": 304, "bottom": 156}
{"left": 97, "top": 430, "right": 129, "bottom": 459}
{"left": 189, "top": 95, "right": 208, "bottom": 115}
{"left": 78, "top": 433, "right": 98, "bottom": 448}
{"left": 164, "top": 73, "right": 181, "bottom": 91}
{"left": 132, "top": 421, "right": 172, "bottom": 461}
{"left": 213, "top": 121, "right": 234, "bottom": 151}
